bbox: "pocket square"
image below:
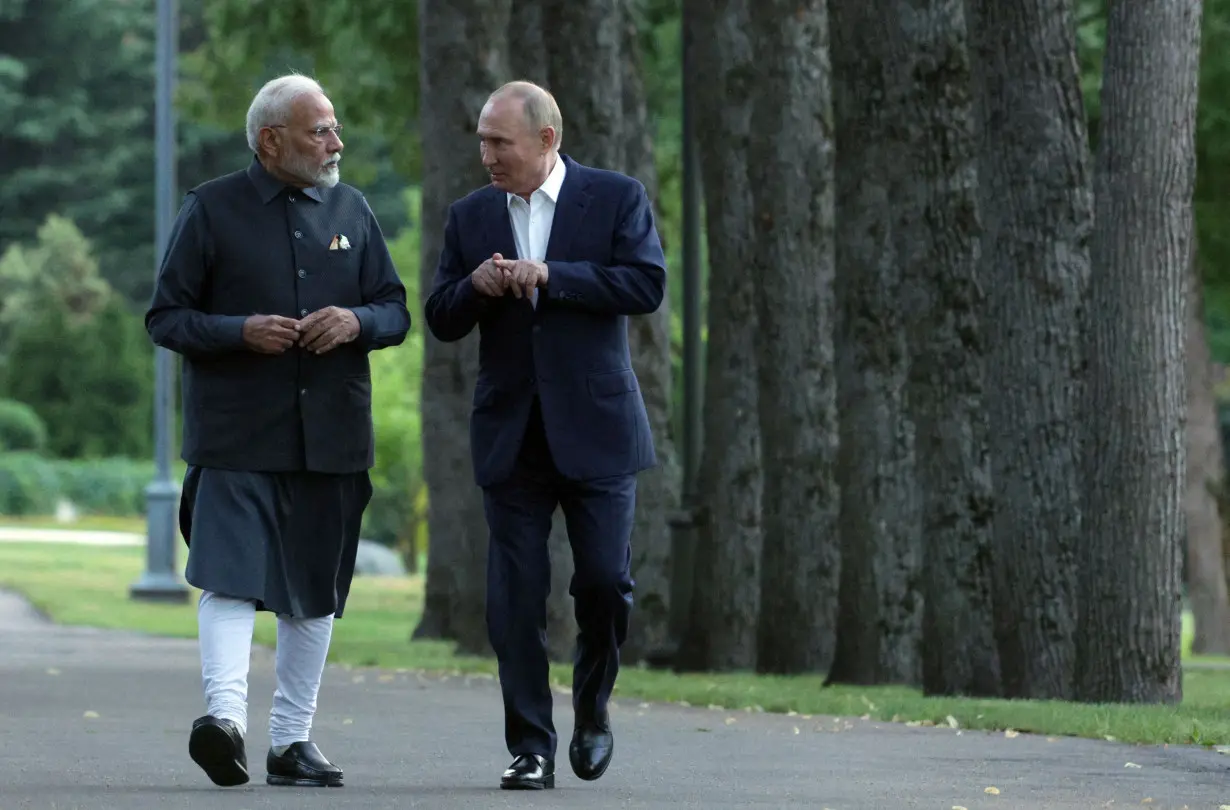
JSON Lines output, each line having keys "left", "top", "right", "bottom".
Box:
{"left": 328, "top": 234, "right": 351, "bottom": 251}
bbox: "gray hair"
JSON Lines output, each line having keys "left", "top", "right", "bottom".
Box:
{"left": 491, "top": 81, "right": 563, "bottom": 150}
{"left": 245, "top": 73, "right": 326, "bottom": 153}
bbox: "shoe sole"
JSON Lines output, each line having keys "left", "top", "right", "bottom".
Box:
{"left": 189, "top": 724, "right": 249, "bottom": 787}
{"left": 500, "top": 775, "right": 555, "bottom": 790}
{"left": 266, "top": 776, "right": 344, "bottom": 786}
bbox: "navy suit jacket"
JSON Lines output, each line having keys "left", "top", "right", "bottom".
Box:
{"left": 424, "top": 154, "right": 667, "bottom": 488}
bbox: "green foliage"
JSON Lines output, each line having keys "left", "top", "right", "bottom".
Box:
{"left": 0, "top": 452, "right": 153, "bottom": 517}
{"left": 0, "top": 399, "right": 46, "bottom": 452}
{"left": 360, "top": 188, "right": 426, "bottom": 552}
{"left": 0, "top": 213, "right": 153, "bottom": 460}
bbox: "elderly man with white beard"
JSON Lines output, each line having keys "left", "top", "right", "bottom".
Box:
{"left": 145, "top": 73, "right": 410, "bottom": 789}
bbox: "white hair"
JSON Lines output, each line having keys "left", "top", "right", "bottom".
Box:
{"left": 245, "top": 73, "right": 326, "bottom": 153}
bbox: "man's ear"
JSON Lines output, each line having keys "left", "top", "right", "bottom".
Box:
{"left": 541, "top": 126, "right": 557, "bottom": 153}
{"left": 258, "top": 127, "right": 280, "bottom": 159}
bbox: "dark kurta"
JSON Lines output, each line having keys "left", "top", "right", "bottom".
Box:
{"left": 147, "top": 157, "right": 411, "bottom": 618}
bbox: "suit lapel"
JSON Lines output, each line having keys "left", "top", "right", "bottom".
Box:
{"left": 484, "top": 188, "right": 519, "bottom": 261}
{"left": 545, "top": 156, "right": 592, "bottom": 261}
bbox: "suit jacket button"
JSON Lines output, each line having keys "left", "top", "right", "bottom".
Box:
{"left": 297, "top": 268, "right": 306, "bottom": 278}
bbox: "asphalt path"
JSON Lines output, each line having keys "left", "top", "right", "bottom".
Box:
{"left": 1, "top": 589, "right": 1228, "bottom": 809}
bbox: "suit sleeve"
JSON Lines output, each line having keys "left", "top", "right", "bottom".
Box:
{"left": 144, "top": 193, "right": 249, "bottom": 357}
{"left": 349, "top": 196, "right": 412, "bottom": 351}
{"left": 542, "top": 180, "right": 667, "bottom": 316}
{"left": 423, "top": 203, "right": 495, "bottom": 342}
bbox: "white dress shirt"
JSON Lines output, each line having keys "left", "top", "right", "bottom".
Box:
{"left": 506, "top": 154, "right": 567, "bottom": 308}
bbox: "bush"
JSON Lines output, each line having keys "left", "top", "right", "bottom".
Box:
{"left": 0, "top": 399, "right": 47, "bottom": 452}
{"left": 0, "top": 452, "right": 59, "bottom": 515}
{"left": 0, "top": 452, "right": 154, "bottom": 517}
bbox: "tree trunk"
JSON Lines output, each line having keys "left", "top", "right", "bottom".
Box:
{"left": 744, "top": 0, "right": 840, "bottom": 675}
{"left": 898, "top": 0, "right": 1001, "bottom": 698}
{"left": 537, "top": 0, "right": 633, "bottom": 664}
{"left": 1185, "top": 249, "right": 1230, "bottom": 656}
{"left": 965, "top": 0, "right": 1092, "bottom": 700}
{"left": 1184, "top": 246, "right": 1230, "bottom": 655}
{"left": 826, "top": 0, "right": 922, "bottom": 688}
{"left": 619, "top": 0, "right": 679, "bottom": 663}
{"left": 1077, "top": 0, "right": 1201, "bottom": 705}
{"left": 414, "top": 0, "right": 512, "bottom": 655}
{"left": 674, "top": 0, "right": 763, "bottom": 672}
{"left": 509, "top": 0, "right": 547, "bottom": 83}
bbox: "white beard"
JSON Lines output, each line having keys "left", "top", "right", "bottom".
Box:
{"left": 286, "top": 151, "right": 340, "bottom": 189}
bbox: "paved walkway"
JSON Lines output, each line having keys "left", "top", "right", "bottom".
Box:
{"left": 1, "top": 591, "right": 1228, "bottom": 809}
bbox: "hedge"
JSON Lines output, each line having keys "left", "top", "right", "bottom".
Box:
{"left": 0, "top": 400, "right": 48, "bottom": 453}
{"left": 0, "top": 452, "right": 158, "bottom": 517}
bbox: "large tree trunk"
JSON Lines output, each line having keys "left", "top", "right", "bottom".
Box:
{"left": 538, "top": 0, "right": 626, "bottom": 663}
{"left": 965, "top": 0, "right": 1091, "bottom": 700}
{"left": 745, "top": 0, "right": 840, "bottom": 675}
{"left": 674, "top": 0, "right": 763, "bottom": 672}
{"left": 619, "top": 0, "right": 679, "bottom": 663}
{"left": 1077, "top": 0, "right": 1201, "bottom": 705}
{"left": 899, "top": 0, "right": 1001, "bottom": 698}
{"left": 826, "top": 0, "right": 922, "bottom": 688}
{"left": 414, "top": 0, "right": 512, "bottom": 655}
{"left": 1185, "top": 251, "right": 1230, "bottom": 656}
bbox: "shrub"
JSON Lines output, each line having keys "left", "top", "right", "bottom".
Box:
{"left": 0, "top": 452, "right": 154, "bottom": 517}
{"left": 0, "top": 399, "right": 47, "bottom": 452}
{"left": 0, "top": 452, "right": 60, "bottom": 515}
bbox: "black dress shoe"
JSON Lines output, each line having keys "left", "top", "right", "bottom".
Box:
{"left": 265, "top": 741, "right": 343, "bottom": 787}
{"left": 569, "top": 719, "right": 614, "bottom": 781}
{"left": 500, "top": 754, "right": 555, "bottom": 790}
{"left": 188, "top": 715, "right": 249, "bottom": 787}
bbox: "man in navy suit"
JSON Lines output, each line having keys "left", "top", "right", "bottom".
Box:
{"left": 423, "top": 80, "right": 666, "bottom": 790}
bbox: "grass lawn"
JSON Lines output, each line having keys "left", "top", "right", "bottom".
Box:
{"left": 1, "top": 539, "right": 1229, "bottom": 749}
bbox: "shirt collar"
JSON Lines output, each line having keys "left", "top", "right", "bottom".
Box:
{"left": 247, "top": 155, "right": 324, "bottom": 204}
{"left": 506, "top": 153, "right": 566, "bottom": 207}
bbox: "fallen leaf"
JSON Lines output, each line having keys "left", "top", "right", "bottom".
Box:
{"left": 953, "top": 806, "right": 969, "bottom": 810}
{"left": 1141, "top": 799, "right": 1152, "bottom": 804}
{"left": 378, "top": 674, "right": 394, "bottom": 683}
{"left": 985, "top": 786, "right": 1000, "bottom": 795}
{"left": 1004, "top": 729, "right": 1019, "bottom": 739}
{"left": 342, "top": 718, "right": 353, "bottom": 725}
{"left": 801, "top": 714, "right": 812, "bottom": 720}
{"left": 46, "top": 667, "right": 60, "bottom": 676}
{"left": 793, "top": 727, "right": 800, "bottom": 735}
{"left": 724, "top": 717, "right": 737, "bottom": 725}
{"left": 83, "top": 710, "right": 99, "bottom": 719}
{"left": 1124, "top": 762, "right": 1142, "bottom": 769}
{"left": 946, "top": 715, "right": 960, "bottom": 729}
{"left": 787, "top": 711, "right": 798, "bottom": 717}
{"left": 351, "top": 675, "right": 365, "bottom": 684}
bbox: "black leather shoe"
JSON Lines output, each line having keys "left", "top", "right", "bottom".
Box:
{"left": 500, "top": 754, "right": 555, "bottom": 790}
{"left": 188, "top": 715, "right": 249, "bottom": 787}
{"left": 265, "top": 741, "right": 343, "bottom": 787}
{"left": 569, "top": 719, "right": 614, "bottom": 781}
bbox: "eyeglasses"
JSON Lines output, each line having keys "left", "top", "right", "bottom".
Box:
{"left": 269, "top": 124, "right": 344, "bottom": 140}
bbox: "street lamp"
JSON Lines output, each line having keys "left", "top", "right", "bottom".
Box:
{"left": 131, "top": 0, "right": 189, "bottom": 603}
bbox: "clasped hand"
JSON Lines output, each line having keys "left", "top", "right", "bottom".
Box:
{"left": 471, "top": 252, "right": 548, "bottom": 300}
{"left": 241, "top": 306, "right": 359, "bottom": 355}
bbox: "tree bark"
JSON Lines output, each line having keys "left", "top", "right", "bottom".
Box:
{"left": 744, "top": 0, "right": 840, "bottom": 675}
{"left": 897, "top": 0, "right": 1001, "bottom": 698}
{"left": 965, "top": 0, "right": 1092, "bottom": 700}
{"left": 414, "top": 0, "right": 512, "bottom": 654}
{"left": 619, "top": 0, "right": 679, "bottom": 663}
{"left": 826, "top": 0, "right": 922, "bottom": 687}
{"left": 1077, "top": 0, "right": 1201, "bottom": 705}
{"left": 1185, "top": 249, "right": 1230, "bottom": 656}
{"left": 509, "top": 0, "right": 547, "bottom": 83}
{"left": 674, "top": 0, "right": 763, "bottom": 672}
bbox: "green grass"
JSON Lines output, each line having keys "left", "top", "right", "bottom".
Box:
{"left": 0, "top": 514, "right": 147, "bottom": 533}
{"left": 1, "top": 539, "right": 1228, "bottom": 748}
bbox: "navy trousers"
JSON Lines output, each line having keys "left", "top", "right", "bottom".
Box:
{"left": 482, "top": 397, "right": 636, "bottom": 760}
